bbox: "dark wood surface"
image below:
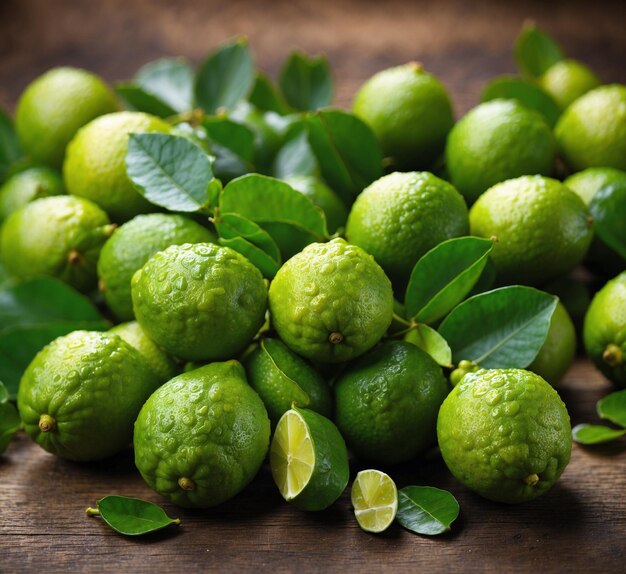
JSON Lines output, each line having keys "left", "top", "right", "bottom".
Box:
{"left": 1, "top": 1, "right": 626, "bottom": 572}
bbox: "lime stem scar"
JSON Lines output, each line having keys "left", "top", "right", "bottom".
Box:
{"left": 603, "top": 344, "right": 623, "bottom": 367}
{"left": 329, "top": 332, "right": 344, "bottom": 344}
{"left": 178, "top": 477, "right": 196, "bottom": 491}
{"left": 38, "top": 414, "right": 56, "bottom": 433}
{"left": 67, "top": 249, "right": 82, "bottom": 265}
{"left": 524, "top": 473, "right": 539, "bottom": 486}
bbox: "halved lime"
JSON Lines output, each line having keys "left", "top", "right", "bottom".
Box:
{"left": 270, "top": 407, "right": 349, "bottom": 511}
{"left": 351, "top": 469, "right": 398, "bottom": 533}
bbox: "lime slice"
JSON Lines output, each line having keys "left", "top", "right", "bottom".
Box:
{"left": 270, "top": 406, "right": 349, "bottom": 511}
{"left": 351, "top": 469, "right": 398, "bottom": 533}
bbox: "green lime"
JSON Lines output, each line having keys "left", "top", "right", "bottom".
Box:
{"left": 132, "top": 243, "right": 267, "bottom": 362}
{"left": 244, "top": 338, "right": 332, "bottom": 426}
{"left": 539, "top": 59, "right": 601, "bottom": 110}
{"left": 437, "top": 368, "right": 572, "bottom": 504}
{"left": 353, "top": 62, "right": 454, "bottom": 169}
{"left": 109, "top": 321, "right": 178, "bottom": 383}
{"left": 134, "top": 361, "right": 270, "bottom": 508}
{"left": 268, "top": 238, "right": 393, "bottom": 363}
{"left": 334, "top": 341, "right": 448, "bottom": 464}
{"left": 583, "top": 272, "right": 626, "bottom": 387}
{"left": 555, "top": 84, "right": 626, "bottom": 172}
{"left": 544, "top": 276, "right": 590, "bottom": 333}
{"left": 270, "top": 406, "right": 349, "bottom": 511}
{"left": 0, "top": 166, "right": 64, "bottom": 222}
{"left": 345, "top": 171, "right": 468, "bottom": 290}
{"left": 469, "top": 175, "right": 593, "bottom": 285}
{"left": 351, "top": 469, "right": 398, "bottom": 534}
{"left": 15, "top": 67, "right": 119, "bottom": 168}
{"left": 98, "top": 213, "right": 216, "bottom": 321}
{"left": 445, "top": 99, "right": 556, "bottom": 203}
{"left": 17, "top": 330, "right": 159, "bottom": 461}
{"left": 63, "top": 111, "right": 171, "bottom": 222}
{"left": 0, "top": 195, "right": 113, "bottom": 292}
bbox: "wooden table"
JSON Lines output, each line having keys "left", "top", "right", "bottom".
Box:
{"left": 1, "top": 1, "right": 625, "bottom": 572}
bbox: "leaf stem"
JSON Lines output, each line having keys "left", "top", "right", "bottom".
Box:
{"left": 85, "top": 507, "right": 100, "bottom": 516}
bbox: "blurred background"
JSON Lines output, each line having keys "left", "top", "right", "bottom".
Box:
{"left": 1, "top": 0, "right": 624, "bottom": 114}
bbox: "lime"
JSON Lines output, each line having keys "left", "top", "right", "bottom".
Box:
{"left": 583, "top": 272, "right": 626, "bottom": 387}
{"left": 539, "top": 59, "right": 601, "bottom": 110}
{"left": 0, "top": 166, "right": 64, "bottom": 222}
{"left": 17, "top": 330, "right": 159, "bottom": 461}
{"left": 63, "top": 111, "right": 171, "bottom": 222}
{"left": 555, "top": 84, "right": 626, "bottom": 171}
{"left": 334, "top": 341, "right": 448, "bottom": 464}
{"left": 244, "top": 337, "right": 332, "bottom": 425}
{"left": 15, "top": 67, "right": 119, "bottom": 168}
{"left": 98, "top": 213, "right": 216, "bottom": 321}
{"left": 0, "top": 195, "right": 113, "bottom": 292}
{"left": 544, "top": 276, "right": 590, "bottom": 333}
{"left": 469, "top": 175, "right": 593, "bottom": 285}
{"left": 268, "top": 238, "right": 393, "bottom": 363}
{"left": 437, "top": 368, "right": 572, "bottom": 504}
{"left": 351, "top": 469, "right": 398, "bottom": 534}
{"left": 352, "top": 62, "right": 454, "bottom": 169}
{"left": 345, "top": 171, "right": 468, "bottom": 290}
{"left": 270, "top": 406, "right": 349, "bottom": 511}
{"left": 134, "top": 361, "right": 270, "bottom": 508}
{"left": 132, "top": 243, "right": 267, "bottom": 361}
{"left": 445, "top": 99, "right": 555, "bottom": 203}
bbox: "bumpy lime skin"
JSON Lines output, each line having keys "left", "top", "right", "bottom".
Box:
{"left": 469, "top": 175, "right": 593, "bottom": 285}
{"left": 132, "top": 243, "right": 267, "bottom": 362}
{"left": 345, "top": 171, "right": 468, "bottom": 289}
{"left": 134, "top": 361, "right": 270, "bottom": 508}
{"left": 98, "top": 213, "right": 216, "bottom": 321}
{"left": 334, "top": 341, "right": 449, "bottom": 464}
{"left": 437, "top": 369, "right": 572, "bottom": 504}
{"left": 268, "top": 238, "right": 394, "bottom": 363}
{"left": 583, "top": 272, "right": 626, "bottom": 387}
{"left": 17, "top": 330, "right": 160, "bottom": 461}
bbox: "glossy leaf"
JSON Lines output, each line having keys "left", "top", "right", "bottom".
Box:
{"left": 249, "top": 72, "right": 290, "bottom": 115}
{"left": 589, "top": 183, "right": 626, "bottom": 260}
{"left": 89, "top": 495, "right": 180, "bottom": 536}
{"left": 572, "top": 424, "right": 626, "bottom": 445}
{"left": 203, "top": 117, "right": 255, "bottom": 163}
{"left": 0, "top": 107, "right": 21, "bottom": 183}
{"left": 215, "top": 212, "right": 281, "bottom": 262}
{"left": 405, "top": 237, "right": 494, "bottom": 324}
{"left": 219, "top": 237, "right": 281, "bottom": 279}
{"left": 279, "top": 51, "right": 333, "bottom": 112}
{"left": 126, "top": 133, "right": 217, "bottom": 213}
{"left": 273, "top": 127, "right": 318, "bottom": 179}
{"left": 194, "top": 38, "right": 254, "bottom": 114}
{"left": 467, "top": 258, "right": 497, "bottom": 298}
{"left": 136, "top": 57, "right": 194, "bottom": 113}
{"left": 597, "top": 390, "right": 626, "bottom": 428}
{"left": 396, "top": 486, "right": 459, "bottom": 536}
{"left": 0, "top": 381, "right": 21, "bottom": 454}
{"left": 115, "top": 84, "right": 176, "bottom": 118}
{"left": 438, "top": 286, "right": 557, "bottom": 369}
{"left": 481, "top": 75, "right": 561, "bottom": 127}
{"left": 404, "top": 324, "right": 453, "bottom": 368}
{"left": 514, "top": 22, "right": 564, "bottom": 79}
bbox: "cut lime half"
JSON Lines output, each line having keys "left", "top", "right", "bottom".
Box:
{"left": 351, "top": 469, "right": 398, "bottom": 533}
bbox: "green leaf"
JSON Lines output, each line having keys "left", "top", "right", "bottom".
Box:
{"left": 467, "top": 258, "right": 497, "bottom": 298}
{"left": 306, "top": 109, "right": 383, "bottom": 204}
{"left": 597, "top": 390, "right": 626, "bottom": 428}
{"left": 0, "top": 381, "right": 21, "bottom": 455}
{"left": 279, "top": 51, "right": 333, "bottom": 112}
{"left": 135, "top": 57, "right": 194, "bottom": 113}
{"left": 514, "top": 22, "right": 564, "bottom": 79}
{"left": 219, "top": 237, "right": 281, "bottom": 279}
{"left": 194, "top": 38, "right": 254, "bottom": 114}
{"left": 0, "top": 107, "right": 21, "bottom": 183}
{"left": 273, "top": 126, "right": 318, "bottom": 179}
{"left": 215, "top": 212, "right": 281, "bottom": 262}
{"left": 438, "top": 286, "right": 558, "bottom": 369}
{"left": 88, "top": 495, "right": 180, "bottom": 536}
{"left": 589, "top": 183, "right": 626, "bottom": 260}
{"left": 405, "top": 237, "right": 494, "bottom": 324}
{"left": 481, "top": 75, "right": 561, "bottom": 128}
{"left": 203, "top": 117, "right": 255, "bottom": 163}
{"left": 572, "top": 424, "right": 626, "bottom": 445}
{"left": 396, "top": 486, "right": 460, "bottom": 536}
{"left": 404, "top": 324, "right": 452, "bottom": 368}
{"left": 115, "top": 84, "right": 177, "bottom": 118}
{"left": 126, "top": 133, "right": 217, "bottom": 213}
{"left": 249, "top": 72, "right": 290, "bottom": 115}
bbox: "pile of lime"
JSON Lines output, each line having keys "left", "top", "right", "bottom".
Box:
{"left": 1, "top": 22, "right": 624, "bottom": 539}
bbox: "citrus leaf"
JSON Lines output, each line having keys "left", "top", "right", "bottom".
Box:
{"left": 589, "top": 183, "right": 626, "bottom": 260}
{"left": 404, "top": 324, "right": 452, "bottom": 368}
{"left": 115, "top": 84, "right": 176, "bottom": 118}
{"left": 203, "top": 117, "right": 255, "bottom": 163}
{"left": 135, "top": 57, "right": 194, "bottom": 113}
{"left": 88, "top": 495, "right": 180, "bottom": 536}
{"left": 0, "top": 381, "right": 21, "bottom": 455}
{"left": 273, "top": 127, "right": 319, "bottom": 180}
{"left": 597, "top": 390, "right": 626, "bottom": 428}
{"left": 481, "top": 75, "right": 561, "bottom": 128}
{"left": 396, "top": 486, "right": 459, "bottom": 536}
{"left": 306, "top": 109, "right": 383, "bottom": 205}
{"left": 438, "top": 286, "right": 558, "bottom": 369}
{"left": 514, "top": 22, "right": 564, "bottom": 79}
{"left": 215, "top": 212, "right": 281, "bottom": 262}
{"left": 279, "top": 51, "right": 333, "bottom": 112}
{"left": 0, "top": 107, "right": 21, "bottom": 183}
{"left": 405, "top": 237, "right": 494, "bottom": 324}
{"left": 219, "top": 237, "right": 280, "bottom": 279}
{"left": 572, "top": 423, "right": 626, "bottom": 445}
{"left": 249, "top": 72, "right": 290, "bottom": 115}
{"left": 467, "top": 258, "right": 497, "bottom": 298}
{"left": 126, "top": 133, "right": 217, "bottom": 213}
{"left": 194, "top": 38, "right": 254, "bottom": 114}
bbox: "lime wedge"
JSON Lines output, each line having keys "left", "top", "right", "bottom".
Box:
{"left": 351, "top": 469, "right": 398, "bottom": 533}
